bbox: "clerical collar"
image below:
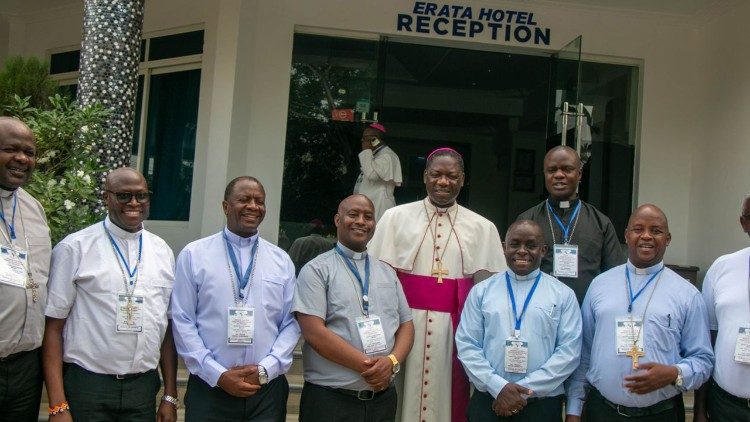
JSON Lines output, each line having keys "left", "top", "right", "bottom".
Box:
{"left": 373, "top": 144, "right": 386, "bottom": 155}
{"left": 424, "top": 197, "right": 457, "bottom": 214}
{"left": 547, "top": 197, "right": 580, "bottom": 209}
{"left": 626, "top": 260, "right": 664, "bottom": 275}
{"left": 0, "top": 188, "right": 16, "bottom": 199}
{"left": 105, "top": 215, "right": 143, "bottom": 240}
{"left": 223, "top": 226, "right": 257, "bottom": 247}
{"left": 506, "top": 268, "right": 541, "bottom": 282}
{"left": 336, "top": 242, "right": 367, "bottom": 260}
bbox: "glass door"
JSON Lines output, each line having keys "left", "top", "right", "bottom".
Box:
{"left": 547, "top": 36, "right": 583, "bottom": 153}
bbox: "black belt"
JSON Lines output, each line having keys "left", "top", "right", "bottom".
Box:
{"left": 592, "top": 388, "right": 679, "bottom": 418}
{"left": 317, "top": 383, "right": 392, "bottom": 401}
{"left": 713, "top": 381, "right": 750, "bottom": 409}
{"left": 0, "top": 348, "right": 37, "bottom": 362}
{"left": 69, "top": 363, "right": 155, "bottom": 380}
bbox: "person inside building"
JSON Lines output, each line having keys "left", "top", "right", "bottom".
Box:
{"left": 0, "top": 117, "right": 52, "bottom": 422}
{"left": 456, "top": 220, "right": 581, "bottom": 421}
{"left": 368, "top": 147, "right": 507, "bottom": 422}
{"left": 43, "top": 168, "right": 178, "bottom": 422}
{"left": 171, "top": 176, "right": 299, "bottom": 422}
{"left": 288, "top": 218, "right": 334, "bottom": 276}
{"left": 353, "top": 122, "right": 402, "bottom": 221}
{"left": 694, "top": 193, "right": 750, "bottom": 422}
{"left": 294, "top": 194, "right": 414, "bottom": 421}
{"left": 565, "top": 204, "right": 713, "bottom": 422}
{"left": 517, "top": 145, "right": 625, "bottom": 304}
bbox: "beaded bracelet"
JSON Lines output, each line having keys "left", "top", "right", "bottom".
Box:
{"left": 48, "top": 401, "right": 70, "bottom": 416}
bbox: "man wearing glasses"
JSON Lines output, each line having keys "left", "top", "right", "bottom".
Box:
{"left": 43, "top": 168, "right": 178, "bottom": 422}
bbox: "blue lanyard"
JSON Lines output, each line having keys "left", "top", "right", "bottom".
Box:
{"left": 335, "top": 245, "right": 370, "bottom": 315}
{"left": 0, "top": 192, "right": 18, "bottom": 240}
{"left": 625, "top": 266, "right": 664, "bottom": 313}
{"left": 223, "top": 232, "right": 259, "bottom": 300}
{"left": 102, "top": 220, "right": 142, "bottom": 285}
{"left": 547, "top": 200, "right": 581, "bottom": 243}
{"left": 505, "top": 272, "right": 542, "bottom": 337}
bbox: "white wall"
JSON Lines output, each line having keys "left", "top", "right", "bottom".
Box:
{"left": 688, "top": 2, "right": 750, "bottom": 277}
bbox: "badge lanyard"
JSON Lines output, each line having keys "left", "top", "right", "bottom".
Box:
{"left": 506, "top": 272, "right": 542, "bottom": 338}
{"left": 546, "top": 200, "right": 581, "bottom": 244}
{"left": 625, "top": 266, "right": 664, "bottom": 313}
{"left": 335, "top": 245, "right": 370, "bottom": 316}
{"left": 223, "top": 232, "right": 259, "bottom": 303}
{"left": 0, "top": 192, "right": 18, "bottom": 241}
{"left": 103, "top": 220, "right": 142, "bottom": 289}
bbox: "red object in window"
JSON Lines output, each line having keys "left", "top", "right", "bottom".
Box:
{"left": 331, "top": 108, "right": 354, "bottom": 122}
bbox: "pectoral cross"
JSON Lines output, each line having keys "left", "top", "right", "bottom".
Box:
{"left": 125, "top": 299, "right": 136, "bottom": 325}
{"left": 26, "top": 276, "right": 39, "bottom": 303}
{"left": 625, "top": 344, "right": 645, "bottom": 369}
{"left": 431, "top": 260, "right": 448, "bottom": 284}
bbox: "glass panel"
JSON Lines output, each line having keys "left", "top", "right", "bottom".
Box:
{"left": 279, "top": 34, "right": 379, "bottom": 253}
{"left": 58, "top": 84, "right": 78, "bottom": 100}
{"left": 140, "top": 39, "right": 146, "bottom": 62}
{"left": 142, "top": 69, "right": 200, "bottom": 221}
{"left": 50, "top": 50, "right": 80, "bottom": 74}
{"left": 130, "top": 75, "right": 144, "bottom": 167}
{"left": 148, "top": 30, "right": 204, "bottom": 61}
{"left": 547, "top": 36, "right": 581, "bottom": 148}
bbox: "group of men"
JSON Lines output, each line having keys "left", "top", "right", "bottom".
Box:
{"left": 0, "top": 114, "right": 747, "bottom": 422}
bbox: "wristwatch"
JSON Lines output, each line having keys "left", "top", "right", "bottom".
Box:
{"left": 387, "top": 354, "right": 400, "bottom": 374}
{"left": 161, "top": 395, "right": 179, "bottom": 409}
{"left": 672, "top": 365, "right": 683, "bottom": 389}
{"left": 258, "top": 365, "right": 268, "bottom": 385}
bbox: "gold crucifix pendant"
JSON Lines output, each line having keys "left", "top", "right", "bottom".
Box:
{"left": 625, "top": 344, "right": 645, "bottom": 369}
{"left": 26, "top": 275, "right": 39, "bottom": 303}
{"left": 431, "top": 260, "right": 448, "bottom": 284}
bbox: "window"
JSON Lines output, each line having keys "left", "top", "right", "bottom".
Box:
{"left": 48, "top": 28, "right": 204, "bottom": 221}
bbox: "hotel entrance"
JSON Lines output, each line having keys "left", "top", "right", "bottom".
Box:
{"left": 278, "top": 33, "right": 638, "bottom": 252}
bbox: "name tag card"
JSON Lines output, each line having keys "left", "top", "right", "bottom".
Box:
{"left": 0, "top": 246, "right": 28, "bottom": 288}
{"left": 504, "top": 338, "right": 529, "bottom": 373}
{"left": 735, "top": 325, "right": 750, "bottom": 364}
{"left": 116, "top": 294, "right": 144, "bottom": 333}
{"left": 616, "top": 316, "right": 644, "bottom": 354}
{"left": 356, "top": 315, "right": 387, "bottom": 355}
{"left": 553, "top": 244, "right": 578, "bottom": 278}
{"left": 227, "top": 307, "right": 254, "bottom": 345}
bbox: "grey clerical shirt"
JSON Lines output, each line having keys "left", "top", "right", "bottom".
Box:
{"left": 0, "top": 188, "right": 51, "bottom": 357}
{"left": 293, "top": 242, "right": 412, "bottom": 391}
{"left": 518, "top": 198, "right": 625, "bottom": 303}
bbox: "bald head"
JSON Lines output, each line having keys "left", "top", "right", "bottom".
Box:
{"left": 0, "top": 117, "right": 37, "bottom": 190}
{"left": 625, "top": 204, "right": 671, "bottom": 268}
{"left": 105, "top": 167, "right": 146, "bottom": 190}
{"left": 103, "top": 167, "right": 150, "bottom": 232}
{"left": 335, "top": 194, "right": 375, "bottom": 252}
{"left": 338, "top": 194, "right": 374, "bottom": 214}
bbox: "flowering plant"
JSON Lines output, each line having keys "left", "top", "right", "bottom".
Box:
{"left": 4, "top": 94, "right": 109, "bottom": 244}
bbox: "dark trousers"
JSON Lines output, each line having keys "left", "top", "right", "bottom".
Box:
{"left": 707, "top": 381, "right": 750, "bottom": 422}
{"left": 185, "top": 373, "right": 288, "bottom": 422}
{"left": 63, "top": 363, "right": 160, "bottom": 422}
{"left": 584, "top": 388, "right": 684, "bottom": 422}
{"left": 299, "top": 381, "right": 397, "bottom": 422}
{"left": 0, "top": 348, "right": 42, "bottom": 422}
{"left": 467, "top": 390, "right": 563, "bottom": 422}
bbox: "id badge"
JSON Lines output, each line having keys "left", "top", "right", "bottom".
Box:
{"left": 116, "top": 294, "right": 144, "bottom": 333}
{"left": 0, "top": 246, "right": 28, "bottom": 288}
{"left": 616, "top": 316, "right": 644, "bottom": 354}
{"left": 553, "top": 244, "right": 578, "bottom": 278}
{"left": 227, "top": 307, "right": 254, "bottom": 345}
{"left": 356, "top": 315, "right": 388, "bottom": 355}
{"left": 504, "top": 337, "right": 529, "bottom": 373}
{"left": 734, "top": 325, "right": 750, "bottom": 364}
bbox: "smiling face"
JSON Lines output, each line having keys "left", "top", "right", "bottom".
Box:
{"left": 424, "top": 155, "right": 465, "bottom": 208}
{"left": 625, "top": 205, "right": 671, "bottom": 268}
{"left": 0, "top": 118, "right": 36, "bottom": 190}
{"left": 544, "top": 147, "right": 582, "bottom": 202}
{"left": 103, "top": 168, "right": 150, "bottom": 232}
{"left": 223, "top": 178, "right": 266, "bottom": 237}
{"left": 335, "top": 195, "right": 375, "bottom": 252}
{"left": 504, "top": 221, "right": 547, "bottom": 276}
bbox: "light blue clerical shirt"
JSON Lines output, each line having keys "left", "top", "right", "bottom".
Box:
{"left": 455, "top": 268, "right": 582, "bottom": 399}
{"left": 171, "top": 228, "right": 300, "bottom": 387}
{"left": 565, "top": 261, "right": 714, "bottom": 416}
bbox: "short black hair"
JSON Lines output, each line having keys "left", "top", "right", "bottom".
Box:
{"left": 426, "top": 149, "right": 464, "bottom": 172}
{"left": 224, "top": 176, "right": 262, "bottom": 201}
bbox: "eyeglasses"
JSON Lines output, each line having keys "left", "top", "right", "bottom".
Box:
{"left": 106, "top": 190, "right": 150, "bottom": 204}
